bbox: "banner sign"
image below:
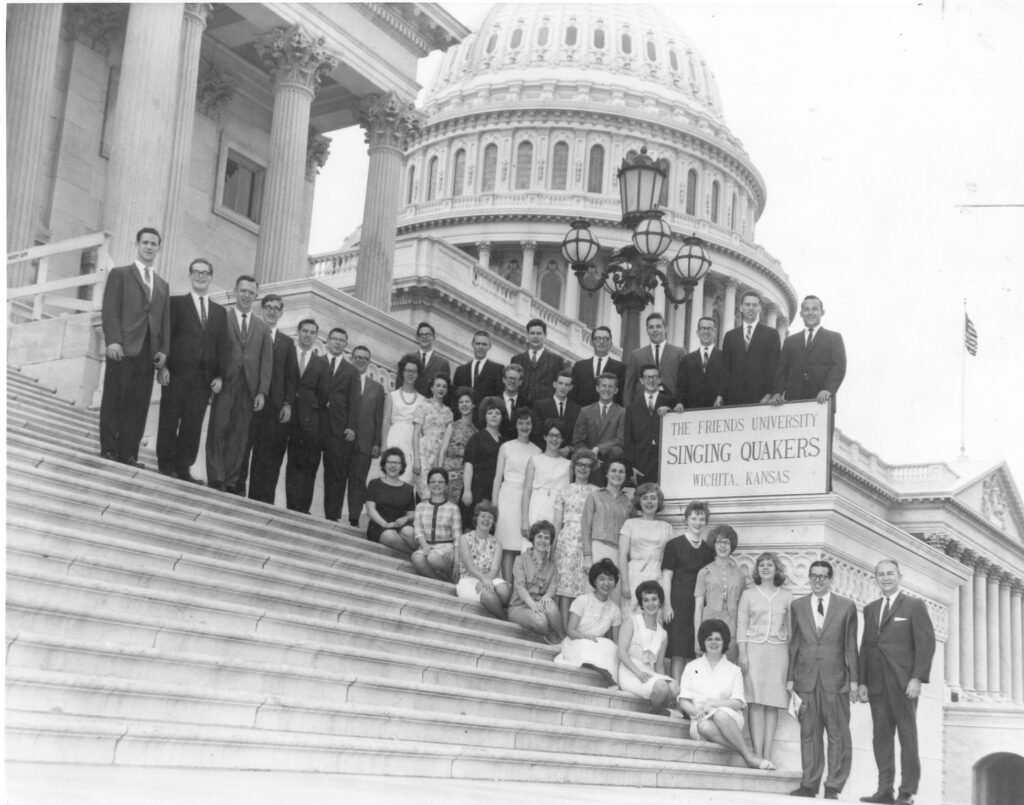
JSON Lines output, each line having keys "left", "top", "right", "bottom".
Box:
{"left": 659, "top": 400, "right": 833, "bottom": 500}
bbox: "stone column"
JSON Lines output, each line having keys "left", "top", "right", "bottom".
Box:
{"left": 973, "top": 560, "right": 988, "bottom": 692}
{"left": 945, "top": 582, "right": 960, "bottom": 692}
{"left": 6, "top": 3, "right": 63, "bottom": 282}
{"left": 520, "top": 240, "right": 537, "bottom": 294}
{"left": 160, "top": 3, "right": 212, "bottom": 280}
{"left": 955, "top": 548, "right": 975, "bottom": 691}
{"left": 354, "top": 93, "right": 421, "bottom": 309}
{"left": 101, "top": 4, "right": 184, "bottom": 259}
{"left": 476, "top": 241, "right": 492, "bottom": 271}
{"left": 563, "top": 259, "right": 580, "bottom": 320}
{"left": 1011, "top": 584, "right": 1023, "bottom": 703}
{"left": 999, "top": 574, "right": 1012, "bottom": 698}
{"left": 987, "top": 570, "right": 1001, "bottom": 694}
{"left": 687, "top": 275, "right": 706, "bottom": 352}
{"left": 722, "top": 279, "right": 738, "bottom": 334}
{"left": 253, "top": 25, "right": 338, "bottom": 284}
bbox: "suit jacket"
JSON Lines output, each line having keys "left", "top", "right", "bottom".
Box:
{"left": 858, "top": 592, "right": 935, "bottom": 696}
{"left": 773, "top": 327, "right": 847, "bottom": 407}
{"left": 289, "top": 350, "right": 330, "bottom": 433}
{"left": 624, "top": 342, "right": 684, "bottom": 405}
{"left": 572, "top": 401, "right": 625, "bottom": 455}
{"left": 413, "top": 350, "right": 452, "bottom": 397}
{"left": 624, "top": 391, "right": 676, "bottom": 483}
{"left": 223, "top": 309, "right": 272, "bottom": 397}
{"left": 101, "top": 263, "right": 171, "bottom": 359}
{"left": 676, "top": 346, "right": 723, "bottom": 409}
{"left": 452, "top": 358, "right": 505, "bottom": 406}
{"left": 326, "top": 355, "right": 361, "bottom": 438}
{"left": 530, "top": 396, "right": 581, "bottom": 450}
{"left": 266, "top": 330, "right": 297, "bottom": 414}
{"left": 511, "top": 349, "right": 569, "bottom": 404}
{"left": 719, "top": 322, "right": 780, "bottom": 405}
{"left": 788, "top": 593, "right": 859, "bottom": 695}
{"left": 165, "top": 294, "right": 227, "bottom": 384}
{"left": 353, "top": 374, "right": 386, "bottom": 454}
{"left": 571, "top": 355, "right": 625, "bottom": 407}
{"left": 498, "top": 392, "right": 532, "bottom": 441}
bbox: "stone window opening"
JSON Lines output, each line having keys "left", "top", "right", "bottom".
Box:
{"left": 621, "top": 33, "right": 632, "bottom": 55}
{"left": 407, "top": 165, "right": 416, "bottom": 204}
{"left": 551, "top": 141, "right": 569, "bottom": 190}
{"left": 481, "top": 144, "right": 498, "bottom": 192}
{"left": 515, "top": 142, "right": 533, "bottom": 189}
{"left": 587, "top": 144, "right": 605, "bottom": 193}
{"left": 685, "top": 168, "right": 698, "bottom": 216}
{"left": 214, "top": 137, "right": 266, "bottom": 233}
{"left": 452, "top": 149, "right": 466, "bottom": 197}
{"left": 427, "top": 156, "right": 438, "bottom": 201}
{"left": 710, "top": 179, "right": 721, "bottom": 224}
{"left": 565, "top": 25, "right": 578, "bottom": 46}
{"left": 540, "top": 260, "right": 563, "bottom": 309}
{"left": 593, "top": 27, "right": 605, "bottom": 49}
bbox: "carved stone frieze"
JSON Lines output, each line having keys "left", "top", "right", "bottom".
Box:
{"left": 62, "top": 3, "right": 128, "bottom": 57}
{"left": 359, "top": 93, "right": 423, "bottom": 150}
{"left": 306, "top": 128, "right": 332, "bottom": 180}
{"left": 254, "top": 25, "right": 339, "bottom": 91}
{"left": 195, "top": 59, "right": 236, "bottom": 120}
{"left": 981, "top": 475, "right": 1008, "bottom": 530}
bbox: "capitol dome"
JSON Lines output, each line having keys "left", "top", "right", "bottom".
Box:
{"left": 394, "top": 2, "right": 796, "bottom": 353}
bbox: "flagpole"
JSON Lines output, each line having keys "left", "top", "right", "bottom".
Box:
{"left": 960, "top": 298, "right": 967, "bottom": 460}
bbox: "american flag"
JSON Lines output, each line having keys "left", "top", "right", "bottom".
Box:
{"left": 964, "top": 313, "right": 979, "bottom": 356}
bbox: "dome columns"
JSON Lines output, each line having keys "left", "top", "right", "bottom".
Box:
{"left": 722, "top": 279, "right": 738, "bottom": 335}
{"left": 520, "top": 240, "right": 537, "bottom": 294}
{"left": 354, "top": 93, "right": 421, "bottom": 309}
{"left": 1011, "top": 584, "right": 1023, "bottom": 703}
{"left": 476, "top": 240, "right": 492, "bottom": 271}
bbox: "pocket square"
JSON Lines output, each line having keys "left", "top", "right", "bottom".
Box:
{"left": 894, "top": 616, "right": 907, "bottom": 622}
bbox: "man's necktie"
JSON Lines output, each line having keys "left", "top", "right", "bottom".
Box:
{"left": 745, "top": 325, "right": 752, "bottom": 347}
{"left": 531, "top": 351, "right": 538, "bottom": 366}
{"left": 330, "top": 357, "right": 337, "bottom": 374}
{"left": 144, "top": 267, "right": 153, "bottom": 300}
{"left": 595, "top": 357, "right": 603, "bottom": 377}
{"left": 360, "top": 375, "right": 365, "bottom": 395}
{"left": 702, "top": 348, "right": 709, "bottom": 368}
{"left": 558, "top": 401, "right": 564, "bottom": 419}
{"left": 473, "top": 361, "right": 480, "bottom": 386}
{"left": 647, "top": 396, "right": 654, "bottom": 414}
{"left": 507, "top": 398, "right": 514, "bottom": 418}
{"left": 653, "top": 344, "right": 660, "bottom": 367}
{"left": 817, "top": 598, "right": 825, "bottom": 616}
{"left": 200, "top": 296, "right": 207, "bottom": 328}
{"left": 300, "top": 350, "right": 308, "bottom": 375}
{"left": 600, "top": 404, "right": 607, "bottom": 423}
{"left": 806, "top": 328, "right": 815, "bottom": 347}
{"left": 881, "top": 596, "right": 891, "bottom": 624}
{"left": 420, "top": 351, "right": 427, "bottom": 366}
{"left": 241, "top": 313, "right": 248, "bottom": 341}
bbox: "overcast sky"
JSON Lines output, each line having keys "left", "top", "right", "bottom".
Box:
{"left": 310, "top": 0, "right": 1024, "bottom": 486}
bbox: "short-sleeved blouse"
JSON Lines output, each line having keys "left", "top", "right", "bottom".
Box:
{"left": 458, "top": 530, "right": 500, "bottom": 579}
{"left": 570, "top": 592, "right": 622, "bottom": 638}
{"left": 580, "top": 487, "right": 633, "bottom": 550}
{"left": 365, "top": 479, "right": 416, "bottom": 541}
{"left": 509, "top": 548, "right": 558, "bottom": 608}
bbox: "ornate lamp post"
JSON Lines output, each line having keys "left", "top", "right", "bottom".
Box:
{"left": 561, "top": 146, "right": 712, "bottom": 354}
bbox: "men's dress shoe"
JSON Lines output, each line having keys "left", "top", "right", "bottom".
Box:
{"left": 158, "top": 465, "right": 177, "bottom": 477}
{"left": 860, "top": 792, "right": 895, "bottom": 804}
{"left": 208, "top": 481, "right": 224, "bottom": 490}
{"left": 178, "top": 472, "right": 204, "bottom": 485}
{"left": 101, "top": 451, "right": 119, "bottom": 461}
{"left": 121, "top": 458, "right": 146, "bottom": 469}
{"left": 790, "top": 786, "right": 816, "bottom": 797}
{"left": 348, "top": 520, "right": 360, "bottom": 528}
{"left": 896, "top": 794, "right": 914, "bottom": 805}
{"left": 824, "top": 788, "right": 840, "bottom": 800}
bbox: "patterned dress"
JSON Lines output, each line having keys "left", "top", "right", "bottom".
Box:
{"left": 553, "top": 482, "right": 599, "bottom": 597}
{"left": 443, "top": 417, "right": 477, "bottom": 504}
{"left": 415, "top": 398, "right": 454, "bottom": 499}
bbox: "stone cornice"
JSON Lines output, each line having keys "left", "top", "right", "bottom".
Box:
{"left": 356, "top": 3, "right": 466, "bottom": 56}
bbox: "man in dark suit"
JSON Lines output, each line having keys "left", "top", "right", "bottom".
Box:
{"left": 284, "top": 319, "right": 331, "bottom": 513}
{"left": 412, "top": 321, "right": 451, "bottom": 398}
{"left": 624, "top": 364, "right": 679, "bottom": 485}
{"left": 787, "top": 560, "right": 859, "bottom": 800}
{"left": 206, "top": 275, "right": 272, "bottom": 493}
{"left": 99, "top": 226, "right": 171, "bottom": 467}
{"left": 857, "top": 560, "right": 936, "bottom": 805}
{"left": 530, "top": 368, "right": 580, "bottom": 454}
{"left": 571, "top": 325, "right": 625, "bottom": 407}
{"left": 717, "top": 290, "right": 780, "bottom": 407}
{"left": 155, "top": 258, "right": 226, "bottom": 483}
{"left": 572, "top": 372, "right": 625, "bottom": 463}
{"left": 498, "top": 363, "right": 532, "bottom": 441}
{"left": 346, "top": 345, "right": 386, "bottom": 528}
{"left": 771, "top": 295, "right": 847, "bottom": 410}
{"left": 321, "top": 327, "right": 361, "bottom": 522}
{"left": 246, "top": 294, "right": 296, "bottom": 503}
{"left": 624, "top": 312, "right": 683, "bottom": 405}
{"left": 511, "top": 318, "right": 569, "bottom": 405}
{"left": 676, "top": 317, "right": 723, "bottom": 410}
{"left": 451, "top": 330, "right": 504, "bottom": 421}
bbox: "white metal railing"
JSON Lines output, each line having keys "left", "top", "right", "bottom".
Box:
{"left": 7, "top": 231, "right": 114, "bottom": 324}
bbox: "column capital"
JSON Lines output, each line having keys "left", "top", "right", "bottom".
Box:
{"left": 1012, "top": 582, "right": 1024, "bottom": 596}
{"left": 924, "top": 532, "right": 952, "bottom": 552}
{"left": 306, "top": 128, "right": 332, "bottom": 180}
{"left": 725, "top": 278, "right": 739, "bottom": 290}
{"left": 521, "top": 240, "right": 537, "bottom": 253}
{"left": 359, "top": 92, "right": 423, "bottom": 150}
{"left": 255, "top": 25, "right": 339, "bottom": 91}
{"left": 184, "top": 3, "right": 214, "bottom": 26}
{"left": 476, "top": 240, "right": 492, "bottom": 251}
{"left": 196, "top": 59, "right": 237, "bottom": 120}
{"left": 62, "top": 3, "right": 128, "bottom": 56}
{"left": 997, "top": 570, "right": 1015, "bottom": 588}
{"left": 974, "top": 557, "right": 995, "bottom": 575}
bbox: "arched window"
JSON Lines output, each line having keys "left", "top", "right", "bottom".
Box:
{"left": 710, "top": 180, "right": 720, "bottom": 223}
{"left": 646, "top": 40, "right": 657, "bottom": 61}
{"left": 565, "top": 26, "right": 577, "bottom": 46}
{"left": 730, "top": 192, "right": 737, "bottom": 230}
{"left": 481, "top": 144, "right": 497, "bottom": 192}
{"left": 537, "top": 26, "right": 549, "bottom": 46}
{"left": 587, "top": 144, "right": 604, "bottom": 193}
{"left": 551, "top": 141, "right": 569, "bottom": 190}
{"left": 406, "top": 165, "right": 416, "bottom": 204}
{"left": 621, "top": 34, "right": 632, "bottom": 54}
{"left": 452, "top": 149, "right": 466, "bottom": 197}
{"left": 540, "top": 261, "right": 563, "bottom": 309}
{"left": 685, "top": 169, "right": 697, "bottom": 216}
{"left": 669, "top": 49, "right": 679, "bottom": 71}
{"left": 593, "top": 28, "right": 605, "bottom": 49}
{"left": 426, "top": 157, "right": 438, "bottom": 202}
{"left": 515, "top": 142, "right": 533, "bottom": 189}
{"left": 510, "top": 28, "right": 523, "bottom": 49}
{"left": 485, "top": 34, "right": 497, "bottom": 54}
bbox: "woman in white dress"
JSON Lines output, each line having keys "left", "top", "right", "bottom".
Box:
{"left": 678, "top": 619, "right": 775, "bottom": 770}
{"left": 555, "top": 558, "right": 621, "bottom": 684}
{"left": 381, "top": 355, "right": 425, "bottom": 485}
{"left": 618, "top": 483, "right": 673, "bottom": 616}
{"left": 521, "top": 418, "right": 572, "bottom": 540}
{"left": 616, "top": 580, "right": 678, "bottom": 713}
{"left": 492, "top": 407, "right": 540, "bottom": 583}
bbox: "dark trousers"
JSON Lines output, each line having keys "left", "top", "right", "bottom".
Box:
{"left": 345, "top": 447, "right": 373, "bottom": 524}
{"left": 99, "top": 334, "right": 154, "bottom": 462}
{"left": 206, "top": 375, "right": 254, "bottom": 490}
{"left": 285, "top": 424, "right": 322, "bottom": 513}
{"left": 156, "top": 369, "right": 209, "bottom": 474}
{"left": 869, "top": 690, "right": 920, "bottom": 795}
{"left": 322, "top": 432, "right": 351, "bottom": 521}
{"left": 247, "top": 406, "right": 289, "bottom": 503}
{"left": 799, "top": 684, "right": 852, "bottom": 792}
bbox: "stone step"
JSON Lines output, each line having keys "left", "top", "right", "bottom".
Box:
{"left": 8, "top": 396, "right": 98, "bottom": 433}
{"left": 5, "top": 368, "right": 67, "bottom": 399}
{"left": 4, "top": 710, "right": 794, "bottom": 792}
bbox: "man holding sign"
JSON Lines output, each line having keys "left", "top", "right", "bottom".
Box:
{"left": 771, "top": 295, "right": 846, "bottom": 409}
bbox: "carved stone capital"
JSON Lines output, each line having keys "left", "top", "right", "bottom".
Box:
{"left": 974, "top": 557, "right": 994, "bottom": 575}
{"left": 62, "top": 3, "right": 128, "bottom": 56}
{"left": 359, "top": 93, "right": 423, "bottom": 150}
{"left": 255, "top": 25, "right": 339, "bottom": 91}
{"left": 520, "top": 240, "right": 537, "bottom": 254}
{"left": 195, "top": 58, "right": 236, "bottom": 120}
{"left": 306, "top": 128, "right": 332, "bottom": 180}
{"left": 924, "top": 532, "right": 952, "bottom": 552}
{"left": 997, "top": 570, "right": 1015, "bottom": 588}
{"left": 184, "top": 3, "right": 213, "bottom": 26}
{"left": 476, "top": 241, "right": 492, "bottom": 252}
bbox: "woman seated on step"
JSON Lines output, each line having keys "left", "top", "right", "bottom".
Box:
{"left": 507, "top": 520, "right": 565, "bottom": 644}
{"left": 554, "top": 558, "right": 622, "bottom": 684}
{"left": 366, "top": 447, "right": 417, "bottom": 549}
{"left": 677, "top": 618, "right": 775, "bottom": 771}
{"left": 616, "top": 580, "right": 679, "bottom": 713}
{"left": 455, "top": 501, "right": 510, "bottom": 619}
{"left": 410, "top": 467, "right": 461, "bottom": 581}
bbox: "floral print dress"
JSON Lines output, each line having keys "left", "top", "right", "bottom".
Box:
{"left": 553, "top": 482, "right": 599, "bottom": 597}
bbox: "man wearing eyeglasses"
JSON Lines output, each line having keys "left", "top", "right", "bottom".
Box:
{"left": 787, "top": 560, "right": 859, "bottom": 800}
{"left": 155, "top": 258, "right": 226, "bottom": 483}
{"left": 570, "top": 325, "right": 624, "bottom": 407}
{"left": 676, "top": 317, "right": 723, "bottom": 410}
